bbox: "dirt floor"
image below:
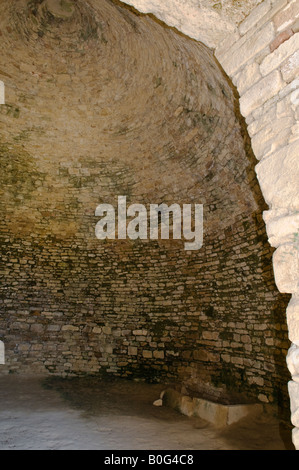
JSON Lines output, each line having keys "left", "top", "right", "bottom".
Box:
{"left": 0, "top": 375, "right": 295, "bottom": 450}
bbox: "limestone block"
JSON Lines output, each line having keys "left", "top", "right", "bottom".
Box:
{"left": 265, "top": 212, "right": 299, "bottom": 247}
{"left": 142, "top": 350, "right": 152, "bottom": 358}
{"left": 193, "top": 349, "right": 220, "bottom": 362}
{"left": 180, "top": 395, "right": 194, "bottom": 417}
{"left": 277, "top": 93, "right": 296, "bottom": 118}
{"left": 239, "top": 0, "right": 271, "bottom": 36}
{"left": 255, "top": 140, "right": 299, "bottom": 211}
{"left": 251, "top": 116, "right": 293, "bottom": 159}
{"left": 288, "top": 380, "right": 299, "bottom": 427}
{"left": 153, "top": 399, "right": 163, "bottom": 406}
{"left": 235, "top": 62, "right": 262, "bottom": 95}
{"left": 260, "top": 33, "right": 299, "bottom": 76}
{"left": 292, "top": 427, "right": 299, "bottom": 450}
{"left": 270, "top": 28, "right": 294, "bottom": 53}
{"left": 92, "top": 326, "right": 102, "bottom": 334}
{"left": 272, "top": 243, "right": 299, "bottom": 294}
{"left": 240, "top": 70, "right": 283, "bottom": 117}
{"left": 273, "top": 0, "right": 299, "bottom": 32}
{"left": 162, "top": 388, "right": 262, "bottom": 428}
{"left": 279, "top": 77, "right": 299, "bottom": 102}
{"left": 128, "top": 346, "right": 138, "bottom": 355}
{"left": 287, "top": 299, "right": 299, "bottom": 347}
{"left": 247, "top": 103, "right": 277, "bottom": 136}
{"left": 153, "top": 350, "right": 164, "bottom": 359}
{"left": 214, "top": 30, "right": 240, "bottom": 60}
{"left": 61, "top": 325, "right": 79, "bottom": 331}
{"left": 122, "top": 0, "right": 237, "bottom": 48}
{"left": 219, "top": 22, "right": 275, "bottom": 76}
{"left": 287, "top": 343, "right": 299, "bottom": 379}
{"left": 102, "top": 326, "right": 111, "bottom": 334}
{"left": 133, "top": 329, "right": 147, "bottom": 336}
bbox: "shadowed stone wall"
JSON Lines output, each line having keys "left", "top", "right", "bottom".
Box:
{"left": 123, "top": 0, "right": 299, "bottom": 448}
{"left": 0, "top": 0, "right": 292, "bottom": 414}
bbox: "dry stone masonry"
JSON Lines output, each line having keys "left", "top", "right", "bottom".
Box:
{"left": 0, "top": 0, "right": 298, "bottom": 448}
{"left": 124, "top": 0, "right": 299, "bottom": 450}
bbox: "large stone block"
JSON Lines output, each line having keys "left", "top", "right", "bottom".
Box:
{"left": 273, "top": 0, "right": 299, "bottom": 32}
{"left": 255, "top": 140, "right": 299, "bottom": 211}
{"left": 288, "top": 380, "right": 299, "bottom": 427}
{"left": 235, "top": 62, "right": 261, "bottom": 95}
{"left": 240, "top": 70, "right": 283, "bottom": 117}
{"left": 251, "top": 115, "right": 293, "bottom": 159}
{"left": 272, "top": 243, "right": 299, "bottom": 294}
{"left": 247, "top": 102, "right": 277, "bottom": 136}
{"left": 265, "top": 212, "right": 299, "bottom": 247}
{"left": 218, "top": 22, "right": 275, "bottom": 76}
{"left": 161, "top": 388, "right": 263, "bottom": 428}
{"left": 281, "top": 50, "right": 299, "bottom": 83}
{"left": 271, "top": 28, "right": 294, "bottom": 52}
{"left": 239, "top": 0, "right": 271, "bottom": 36}
{"left": 287, "top": 299, "right": 299, "bottom": 346}
{"left": 260, "top": 32, "right": 299, "bottom": 76}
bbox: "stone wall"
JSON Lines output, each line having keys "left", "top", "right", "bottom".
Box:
{"left": 214, "top": 0, "right": 299, "bottom": 449}
{"left": 0, "top": 213, "right": 291, "bottom": 407}
{"left": 124, "top": 0, "right": 299, "bottom": 449}
{"left": 0, "top": 0, "right": 297, "bottom": 439}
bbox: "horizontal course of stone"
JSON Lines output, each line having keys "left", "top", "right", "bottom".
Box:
{"left": 0, "top": 0, "right": 293, "bottom": 414}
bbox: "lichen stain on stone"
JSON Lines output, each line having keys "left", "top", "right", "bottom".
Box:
{"left": 0, "top": 104, "right": 20, "bottom": 119}
{"left": 0, "top": 142, "right": 45, "bottom": 207}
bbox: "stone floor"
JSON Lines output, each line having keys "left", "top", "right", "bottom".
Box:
{"left": 0, "top": 375, "right": 295, "bottom": 450}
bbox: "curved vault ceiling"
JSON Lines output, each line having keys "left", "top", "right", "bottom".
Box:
{"left": 0, "top": 0, "right": 261, "bottom": 240}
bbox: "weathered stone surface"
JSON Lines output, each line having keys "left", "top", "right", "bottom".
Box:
{"left": 260, "top": 32, "right": 299, "bottom": 76}
{"left": 128, "top": 346, "right": 138, "bottom": 356}
{"left": 255, "top": 140, "right": 299, "bottom": 210}
{"left": 239, "top": 0, "right": 271, "bottom": 36}
{"left": 240, "top": 70, "right": 283, "bottom": 117}
{"left": 281, "top": 50, "right": 299, "bottom": 82}
{"left": 162, "top": 388, "right": 263, "bottom": 427}
{"left": 272, "top": 244, "right": 299, "bottom": 294}
{"left": 270, "top": 28, "right": 294, "bottom": 52}
{"left": 247, "top": 102, "right": 277, "bottom": 136}
{"left": 153, "top": 398, "right": 163, "bottom": 406}
{"left": 214, "top": 30, "right": 240, "bottom": 59}
{"left": 234, "top": 62, "right": 262, "bottom": 95}
{"left": 273, "top": 0, "right": 299, "bottom": 32}
{"left": 265, "top": 212, "right": 299, "bottom": 248}
{"left": 288, "top": 380, "right": 299, "bottom": 427}
{"left": 287, "top": 300, "right": 299, "bottom": 346}
{"left": 219, "top": 22, "right": 275, "bottom": 76}
{"left": 46, "top": 0, "right": 76, "bottom": 19}
{"left": 122, "top": 0, "right": 264, "bottom": 48}
{"left": 251, "top": 115, "right": 293, "bottom": 159}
